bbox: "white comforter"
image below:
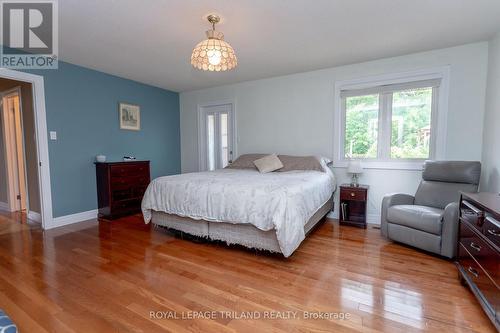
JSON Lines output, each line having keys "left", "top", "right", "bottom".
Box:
{"left": 142, "top": 167, "right": 336, "bottom": 257}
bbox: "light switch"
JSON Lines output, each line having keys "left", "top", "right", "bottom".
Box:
{"left": 50, "top": 131, "right": 57, "bottom": 140}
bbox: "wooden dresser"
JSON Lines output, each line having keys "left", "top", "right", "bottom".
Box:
{"left": 339, "top": 184, "right": 369, "bottom": 228}
{"left": 95, "top": 161, "right": 150, "bottom": 220}
{"left": 457, "top": 192, "right": 500, "bottom": 330}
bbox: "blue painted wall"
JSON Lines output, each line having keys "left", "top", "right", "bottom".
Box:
{"left": 28, "top": 62, "right": 180, "bottom": 217}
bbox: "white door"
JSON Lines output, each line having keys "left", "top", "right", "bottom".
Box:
{"left": 2, "top": 91, "right": 28, "bottom": 211}
{"left": 199, "top": 103, "right": 234, "bottom": 171}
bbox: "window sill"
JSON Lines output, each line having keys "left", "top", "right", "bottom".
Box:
{"left": 333, "top": 160, "right": 425, "bottom": 171}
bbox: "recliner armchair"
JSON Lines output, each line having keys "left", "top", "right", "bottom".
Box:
{"left": 381, "top": 161, "right": 481, "bottom": 258}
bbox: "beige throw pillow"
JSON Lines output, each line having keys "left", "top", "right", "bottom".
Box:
{"left": 277, "top": 155, "right": 325, "bottom": 172}
{"left": 225, "top": 154, "right": 267, "bottom": 170}
{"left": 253, "top": 154, "right": 283, "bottom": 173}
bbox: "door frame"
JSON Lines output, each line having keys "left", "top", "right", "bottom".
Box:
{"left": 0, "top": 68, "right": 52, "bottom": 229}
{"left": 197, "top": 100, "right": 237, "bottom": 171}
{"left": 1, "top": 87, "right": 29, "bottom": 212}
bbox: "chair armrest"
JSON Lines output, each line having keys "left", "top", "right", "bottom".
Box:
{"left": 380, "top": 193, "right": 415, "bottom": 237}
{"left": 440, "top": 202, "right": 459, "bottom": 259}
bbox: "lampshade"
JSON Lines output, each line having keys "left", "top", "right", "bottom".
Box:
{"left": 191, "top": 14, "right": 237, "bottom": 72}
{"left": 347, "top": 160, "right": 363, "bottom": 174}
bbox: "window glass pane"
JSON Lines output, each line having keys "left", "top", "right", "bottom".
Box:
{"left": 207, "top": 114, "right": 215, "bottom": 171}
{"left": 344, "top": 94, "right": 379, "bottom": 159}
{"left": 391, "top": 87, "right": 432, "bottom": 159}
{"left": 220, "top": 113, "right": 229, "bottom": 168}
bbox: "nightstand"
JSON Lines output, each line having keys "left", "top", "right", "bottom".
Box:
{"left": 339, "top": 184, "right": 369, "bottom": 228}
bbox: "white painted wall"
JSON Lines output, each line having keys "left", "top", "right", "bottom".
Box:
{"left": 180, "top": 42, "right": 489, "bottom": 223}
{"left": 481, "top": 33, "right": 500, "bottom": 193}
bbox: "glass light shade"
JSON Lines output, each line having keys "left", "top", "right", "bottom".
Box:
{"left": 191, "top": 30, "right": 237, "bottom": 71}
{"left": 347, "top": 160, "right": 363, "bottom": 174}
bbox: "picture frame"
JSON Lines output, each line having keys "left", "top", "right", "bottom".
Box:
{"left": 119, "top": 102, "right": 140, "bottom": 131}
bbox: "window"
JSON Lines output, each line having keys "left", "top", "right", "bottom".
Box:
{"left": 340, "top": 78, "right": 440, "bottom": 163}
{"left": 344, "top": 94, "right": 379, "bottom": 159}
{"left": 390, "top": 87, "right": 433, "bottom": 159}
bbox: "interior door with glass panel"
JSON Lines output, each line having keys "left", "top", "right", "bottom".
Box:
{"left": 201, "top": 103, "right": 234, "bottom": 171}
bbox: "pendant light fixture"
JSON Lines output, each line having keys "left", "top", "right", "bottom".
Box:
{"left": 191, "top": 14, "right": 237, "bottom": 71}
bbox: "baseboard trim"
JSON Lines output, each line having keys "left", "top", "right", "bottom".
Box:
{"left": 28, "top": 211, "right": 42, "bottom": 223}
{"left": 0, "top": 201, "right": 9, "bottom": 211}
{"left": 327, "top": 211, "right": 380, "bottom": 225}
{"left": 327, "top": 211, "right": 336, "bottom": 219}
{"left": 47, "top": 209, "right": 98, "bottom": 230}
{"left": 367, "top": 214, "right": 381, "bottom": 225}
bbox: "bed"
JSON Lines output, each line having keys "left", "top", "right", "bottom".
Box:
{"left": 141, "top": 155, "right": 336, "bottom": 257}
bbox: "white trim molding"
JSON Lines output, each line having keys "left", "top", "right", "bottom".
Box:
{"left": 28, "top": 211, "right": 42, "bottom": 223}
{"left": 48, "top": 209, "right": 98, "bottom": 230}
{"left": 0, "top": 201, "right": 9, "bottom": 211}
{"left": 0, "top": 68, "right": 53, "bottom": 229}
{"left": 366, "top": 214, "right": 381, "bottom": 225}
{"left": 333, "top": 66, "right": 450, "bottom": 170}
{"left": 327, "top": 211, "right": 381, "bottom": 225}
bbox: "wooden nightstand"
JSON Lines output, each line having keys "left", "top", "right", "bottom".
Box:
{"left": 339, "top": 184, "right": 369, "bottom": 229}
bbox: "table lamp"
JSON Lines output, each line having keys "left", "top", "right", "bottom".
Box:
{"left": 347, "top": 160, "right": 363, "bottom": 187}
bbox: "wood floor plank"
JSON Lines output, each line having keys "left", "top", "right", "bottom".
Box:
{"left": 0, "top": 211, "right": 496, "bottom": 332}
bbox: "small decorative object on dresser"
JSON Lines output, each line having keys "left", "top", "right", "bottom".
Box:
{"left": 339, "top": 184, "right": 368, "bottom": 228}
{"left": 457, "top": 192, "right": 500, "bottom": 331}
{"left": 95, "top": 161, "right": 150, "bottom": 220}
{"left": 95, "top": 154, "right": 106, "bottom": 163}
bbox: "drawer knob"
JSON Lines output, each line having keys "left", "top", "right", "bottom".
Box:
{"left": 468, "top": 266, "right": 479, "bottom": 278}
{"left": 487, "top": 229, "right": 500, "bottom": 237}
{"left": 350, "top": 192, "right": 355, "bottom": 197}
{"left": 470, "top": 242, "right": 481, "bottom": 252}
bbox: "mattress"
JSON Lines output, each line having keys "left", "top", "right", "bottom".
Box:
{"left": 151, "top": 196, "right": 334, "bottom": 255}
{"left": 142, "top": 165, "right": 336, "bottom": 257}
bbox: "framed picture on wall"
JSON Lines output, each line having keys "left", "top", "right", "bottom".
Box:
{"left": 119, "top": 102, "right": 140, "bottom": 131}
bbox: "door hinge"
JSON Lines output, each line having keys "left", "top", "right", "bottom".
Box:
{"left": 17, "top": 194, "right": 21, "bottom": 200}
{"left": 39, "top": 161, "right": 42, "bottom": 166}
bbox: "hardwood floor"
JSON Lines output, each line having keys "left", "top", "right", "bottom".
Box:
{"left": 0, "top": 211, "right": 496, "bottom": 333}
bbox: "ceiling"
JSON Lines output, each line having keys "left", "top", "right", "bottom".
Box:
{"left": 59, "top": 0, "right": 500, "bottom": 92}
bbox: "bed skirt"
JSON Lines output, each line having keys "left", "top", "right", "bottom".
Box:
{"left": 151, "top": 196, "right": 333, "bottom": 255}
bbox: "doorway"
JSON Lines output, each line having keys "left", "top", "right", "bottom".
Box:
{"left": 1, "top": 88, "right": 28, "bottom": 212}
{"left": 198, "top": 102, "right": 235, "bottom": 171}
{"left": 0, "top": 69, "right": 51, "bottom": 229}
{"left": 0, "top": 77, "right": 43, "bottom": 224}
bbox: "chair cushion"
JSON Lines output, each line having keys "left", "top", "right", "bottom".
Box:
{"left": 422, "top": 160, "right": 481, "bottom": 185}
{"left": 414, "top": 181, "right": 478, "bottom": 209}
{"left": 387, "top": 205, "right": 444, "bottom": 235}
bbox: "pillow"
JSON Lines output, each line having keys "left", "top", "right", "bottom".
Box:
{"left": 253, "top": 154, "right": 284, "bottom": 173}
{"left": 320, "top": 156, "right": 332, "bottom": 166}
{"left": 225, "top": 154, "right": 267, "bottom": 170}
{"left": 277, "top": 155, "right": 325, "bottom": 172}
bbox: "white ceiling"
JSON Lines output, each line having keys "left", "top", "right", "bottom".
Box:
{"left": 59, "top": 0, "right": 500, "bottom": 92}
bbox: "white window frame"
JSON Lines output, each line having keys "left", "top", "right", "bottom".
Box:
{"left": 333, "top": 66, "right": 450, "bottom": 170}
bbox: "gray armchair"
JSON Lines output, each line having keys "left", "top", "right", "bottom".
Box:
{"left": 381, "top": 161, "right": 481, "bottom": 258}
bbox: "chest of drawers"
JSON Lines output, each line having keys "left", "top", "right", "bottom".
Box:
{"left": 95, "top": 161, "right": 150, "bottom": 220}
{"left": 457, "top": 192, "right": 500, "bottom": 331}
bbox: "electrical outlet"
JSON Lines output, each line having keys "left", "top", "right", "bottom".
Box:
{"left": 50, "top": 131, "right": 57, "bottom": 140}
